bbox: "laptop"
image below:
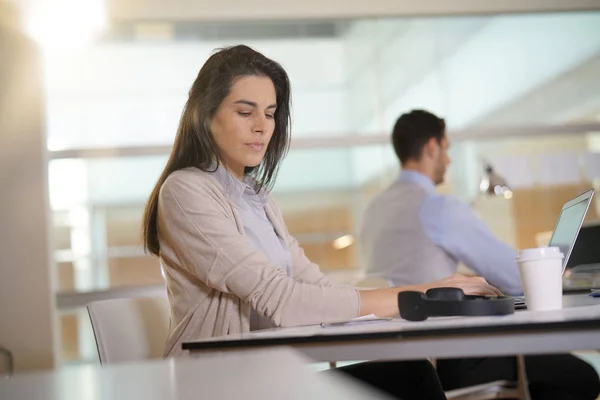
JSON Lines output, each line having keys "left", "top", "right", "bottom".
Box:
{"left": 514, "top": 188, "right": 595, "bottom": 308}
{"left": 563, "top": 222, "right": 600, "bottom": 291}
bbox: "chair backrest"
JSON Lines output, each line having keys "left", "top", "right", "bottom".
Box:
{"left": 0, "top": 346, "right": 13, "bottom": 376}
{"left": 87, "top": 296, "right": 170, "bottom": 364}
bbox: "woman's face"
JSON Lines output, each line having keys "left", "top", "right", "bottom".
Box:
{"left": 210, "top": 75, "right": 277, "bottom": 179}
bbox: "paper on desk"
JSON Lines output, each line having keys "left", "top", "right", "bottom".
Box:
{"left": 321, "top": 314, "right": 391, "bottom": 328}
{"left": 351, "top": 314, "right": 387, "bottom": 322}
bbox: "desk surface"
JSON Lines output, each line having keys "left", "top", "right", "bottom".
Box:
{"left": 183, "top": 294, "right": 600, "bottom": 362}
{"left": 0, "top": 349, "right": 391, "bottom": 400}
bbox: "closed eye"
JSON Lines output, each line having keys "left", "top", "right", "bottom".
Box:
{"left": 238, "top": 111, "right": 251, "bottom": 117}
{"left": 266, "top": 114, "right": 275, "bottom": 119}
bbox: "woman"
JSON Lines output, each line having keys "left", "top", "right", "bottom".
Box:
{"left": 142, "top": 45, "right": 502, "bottom": 400}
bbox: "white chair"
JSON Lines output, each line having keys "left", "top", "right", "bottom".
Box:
{"left": 87, "top": 296, "right": 170, "bottom": 364}
{"left": 0, "top": 345, "right": 13, "bottom": 376}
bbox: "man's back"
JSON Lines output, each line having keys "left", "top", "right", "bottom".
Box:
{"left": 360, "top": 178, "right": 457, "bottom": 286}
{"left": 360, "top": 171, "right": 522, "bottom": 295}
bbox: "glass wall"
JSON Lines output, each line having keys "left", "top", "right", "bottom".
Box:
{"left": 44, "top": 11, "right": 600, "bottom": 364}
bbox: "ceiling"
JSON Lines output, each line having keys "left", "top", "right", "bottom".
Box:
{"left": 11, "top": 0, "right": 600, "bottom": 28}
{"left": 105, "top": 20, "right": 349, "bottom": 41}
{"left": 102, "top": 0, "right": 600, "bottom": 22}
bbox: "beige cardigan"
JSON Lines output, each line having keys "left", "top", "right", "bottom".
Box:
{"left": 157, "top": 168, "right": 361, "bottom": 356}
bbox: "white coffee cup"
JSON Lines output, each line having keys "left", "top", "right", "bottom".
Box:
{"left": 515, "top": 246, "right": 564, "bottom": 311}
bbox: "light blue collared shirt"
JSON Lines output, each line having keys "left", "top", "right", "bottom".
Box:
{"left": 401, "top": 170, "right": 523, "bottom": 295}
{"left": 211, "top": 165, "right": 293, "bottom": 329}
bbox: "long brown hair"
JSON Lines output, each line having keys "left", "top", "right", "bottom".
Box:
{"left": 142, "top": 45, "right": 292, "bottom": 256}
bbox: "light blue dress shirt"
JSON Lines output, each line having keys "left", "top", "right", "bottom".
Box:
{"left": 211, "top": 165, "right": 293, "bottom": 329}
{"left": 402, "top": 170, "right": 523, "bottom": 295}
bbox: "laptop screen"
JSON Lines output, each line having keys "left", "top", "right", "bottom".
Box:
{"left": 548, "top": 190, "right": 594, "bottom": 269}
{"left": 566, "top": 224, "right": 600, "bottom": 268}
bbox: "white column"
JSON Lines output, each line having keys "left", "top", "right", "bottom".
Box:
{"left": 0, "top": 2, "right": 57, "bottom": 372}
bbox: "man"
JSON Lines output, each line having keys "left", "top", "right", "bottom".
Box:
{"left": 359, "top": 109, "right": 600, "bottom": 399}
{"left": 360, "top": 109, "right": 522, "bottom": 295}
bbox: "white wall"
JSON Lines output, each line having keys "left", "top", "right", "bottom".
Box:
{"left": 45, "top": 38, "right": 347, "bottom": 150}
{"left": 348, "top": 12, "right": 600, "bottom": 134}
{"left": 45, "top": 38, "right": 355, "bottom": 202}
{"left": 344, "top": 12, "right": 600, "bottom": 186}
{"left": 44, "top": 11, "right": 600, "bottom": 202}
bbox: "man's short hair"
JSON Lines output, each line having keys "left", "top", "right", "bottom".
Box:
{"left": 391, "top": 109, "right": 446, "bottom": 164}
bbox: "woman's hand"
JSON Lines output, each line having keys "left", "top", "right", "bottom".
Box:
{"left": 359, "top": 274, "right": 503, "bottom": 317}
{"left": 423, "top": 274, "right": 503, "bottom": 297}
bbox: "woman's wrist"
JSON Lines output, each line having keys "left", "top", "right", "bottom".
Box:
{"left": 359, "top": 284, "right": 430, "bottom": 317}
{"left": 394, "top": 283, "right": 429, "bottom": 294}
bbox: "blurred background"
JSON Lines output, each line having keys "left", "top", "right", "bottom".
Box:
{"left": 2, "top": 0, "right": 600, "bottom": 367}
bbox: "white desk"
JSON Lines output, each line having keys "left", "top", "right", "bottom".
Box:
{"left": 0, "top": 349, "right": 392, "bottom": 400}
{"left": 183, "top": 294, "right": 600, "bottom": 362}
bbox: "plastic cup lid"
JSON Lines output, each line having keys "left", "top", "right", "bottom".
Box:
{"left": 515, "top": 246, "right": 564, "bottom": 262}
